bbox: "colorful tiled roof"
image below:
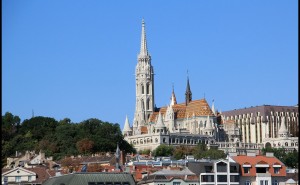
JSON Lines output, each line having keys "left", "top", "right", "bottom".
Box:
{"left": 149, "top": 98, "right": 214, "bottom": 122}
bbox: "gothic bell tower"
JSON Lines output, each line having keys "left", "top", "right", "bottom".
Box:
{"left": 133, "top": 19, "right": 155, "bottom": 131}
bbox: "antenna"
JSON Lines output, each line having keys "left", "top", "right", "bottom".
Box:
{"left": 32, "top": 109, "right": 34, "bottom": 118}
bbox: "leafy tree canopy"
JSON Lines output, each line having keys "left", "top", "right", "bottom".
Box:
{"left": 1, "top": 112, "right": 135, "bottom": 167}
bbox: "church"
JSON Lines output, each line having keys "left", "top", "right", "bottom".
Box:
{"left": 122, "top": 20, "right": 220, "bottom": 151}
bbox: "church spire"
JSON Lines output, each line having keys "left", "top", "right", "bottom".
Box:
{"left": 185, "top": 75, "right": 192, "bottom": 105}
{"left": 139, "top": 19, "right": 148, "bottom": 57}
{"left": 170, "top": 84, "right": 177, "bottom": 106}
{"left": 122, "top": 115, "right": 132, "bottom": 135}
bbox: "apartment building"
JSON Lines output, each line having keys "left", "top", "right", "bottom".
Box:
{"left": 230, "top": 152, "right": 286, "bottom": 185}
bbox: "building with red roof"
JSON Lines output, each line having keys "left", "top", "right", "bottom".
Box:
{"left": 230, "top": 152, "right": 287, "bottom": 185}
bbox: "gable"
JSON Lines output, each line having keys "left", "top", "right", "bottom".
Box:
{"left": 2, "top": 167, "right": 36, "bottom": 176}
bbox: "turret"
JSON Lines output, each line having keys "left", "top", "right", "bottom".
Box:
{"left": 204, "top": 115, "right": 214, "bottom": 136}
{"left": 155, "top": 112, "right": 166, "bottom": 134}
{"left": 122, "top": 115, "right": 132, "bottom": 136}
{"left": 278, "top": 117, "right": 288, "bottom": 138}
{"left": 170, "top": 85, "right": 177, "bottom": 106}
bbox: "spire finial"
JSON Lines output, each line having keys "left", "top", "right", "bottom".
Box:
{"left": 172, "top": 83, "right": 174, "bottom": 93}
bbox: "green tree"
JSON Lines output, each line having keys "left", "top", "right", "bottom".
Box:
{"left": 76, "top": 138, "right": 94, "bottom": 155}
{"left": 2, "top": 112, "right": 21, "bottom": 141}
{"left": 173, "top": 145, "right": 194, "bottom": 160}
{"left": 53, "top": 122, "right": 78, "bottom": 157}
{"left": 201, "top": 149, "right": 226, "bottom": 159}
{"left": 153, "top": 144, "right": 174, "bottom": 157}
{"left": 139, "top": 149, "right": 151, "bottom": 155}
{"left": 284, "top": 150, "right": 298, "bottom": 168}
{"left": 193, "top": 142, "right": 208, "bottom": 159}
{"left": 20, "top": 116, "right": 59, "bottom": 140}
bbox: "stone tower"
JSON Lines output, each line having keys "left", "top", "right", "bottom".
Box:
{"left": 133, "top": 19, "right": 155, "bottom": 132}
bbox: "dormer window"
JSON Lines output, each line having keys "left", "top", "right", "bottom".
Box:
{"left": 274, "top": 167, "right": 280, "bottom": 174}
{"left": 244, "top": 167, "right": 250, "bottom": 174}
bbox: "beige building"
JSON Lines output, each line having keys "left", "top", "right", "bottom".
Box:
{"left": 221, "top": 105, "right": 298, "bottom": 151}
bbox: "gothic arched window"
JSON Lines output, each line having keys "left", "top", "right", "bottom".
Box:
{"left": 146, "top": 99, "right": 150, "bottom": 110}
{"left": 146, "top": 83, "right": 150, "bottom": 94}
{"left": 141, "top": 84, "right": 144, "bottom": 94}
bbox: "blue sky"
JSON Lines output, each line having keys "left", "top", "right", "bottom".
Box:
{"left": 2, "top": 0, "right": 298, "bottom": 129}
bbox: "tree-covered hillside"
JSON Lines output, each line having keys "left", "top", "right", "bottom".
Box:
{"left": 2, "top": 112, "right": 136, "bottom": 168}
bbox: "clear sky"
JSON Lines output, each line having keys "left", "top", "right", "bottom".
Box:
{"left": 2, "top": 0, "right": 298, "bottom": 129}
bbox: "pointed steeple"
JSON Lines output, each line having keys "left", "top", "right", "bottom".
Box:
{"left": 211, "top": 99, "right": 215, "bottom": 115}
{"left": 205, "top": 115, "right": 213, "bottom": 129}
{"left": 185, "top": 75, "right": 192, "bottom": 105}
{"left": 115, "top": 143, "right": 121, "bottom": 170}
{"left": 123, "top": 115, "right": 132, "bottom": 134}
{"left": 139, "top": 19, "right": 148, "bottom": 57}
{"left": 155, "top": 112, "right": 165, "bottom": 128}
{"left": 170, "top": 84, "right": 177, "bottom": 106}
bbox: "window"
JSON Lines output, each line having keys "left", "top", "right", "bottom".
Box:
{"left": 265, "top": 180, "right": 268, "bottom": 185}
{"left": 256, "top": 167, "right": 267, "bottom": 173}
{"left": 15, "top": 176, "right": 21, "bottom": 182}
{"left": 28, "top": 176, "right": 32, "bottom": 182}
{"left": 230, "top": 175, "right": 239, "bottom": 182}
{"left": 260, "top": 181, "right": 264, "bottom": 185}
{"left": 201, "top": 175, "right": 214, "bottom": 182}
{"left": 217, "top": 162, "right": 227, "bottom": 172}
{"left": 141, "top": 85, "right": 144, "bottom": 94}
{"left": 146, "top": 84, "right": 149, "bottom": 94}
{"left": 273, "top": 180, "right": 278, "bottom": 185}
{"left": 274, "top": 167, "right": 280, "bottom": 174}
{"left": 204, "top": 166, "right": 213, "bottom": 173}
{"left": 173, "top": 182, "right": 181, "bottom": 185}
{"left": 97, "top": 183, "right": 105, "bottom": 185}
{"left": 88, "top": 183, "right": 96, "bottom": 185}
{"left": 146, "top": 99, "right": 149, "bottom": 110}
{"left": 244, "top": 167, "right": 250, "bottom": 173}
{"left": 230, "top": 165, "right": 238, "bottom": 173}
{"left": 217, "top": 175, "right": 227, "bottom": 182}
{"left": 245, "top": 180, "right": 251, "bottom": 185}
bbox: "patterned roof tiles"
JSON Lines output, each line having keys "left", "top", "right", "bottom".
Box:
{"left": 149, "top": 98, "right": 214, "bottom": 122}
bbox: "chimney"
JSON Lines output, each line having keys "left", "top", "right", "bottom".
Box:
{"left": 246, "top": 151, "right": 256, "bottom": 157}
{"left": 120, "top": 151, "right": 126, "bottom": 166}
{"left": 266, "top": 152, "right": 274, "bottom": 157}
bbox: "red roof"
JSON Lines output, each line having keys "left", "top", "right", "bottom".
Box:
{"left": 231, "top": 155, "right": 286, "bottom": 177}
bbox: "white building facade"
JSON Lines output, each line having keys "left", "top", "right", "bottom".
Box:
{"left": 123, "top": 20, "right": 219, "bottom": 151}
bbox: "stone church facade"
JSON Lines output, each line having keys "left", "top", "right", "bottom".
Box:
{"left": 122, "top": 20, "right": 219, "bottom": 151}
{"left": 221, "top": 105, "right": 298, "bottom": 152}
